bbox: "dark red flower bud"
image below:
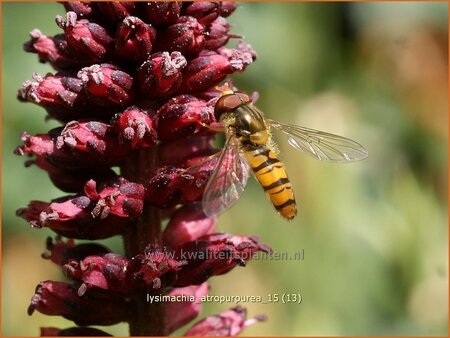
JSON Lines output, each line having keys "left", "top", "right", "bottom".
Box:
{"left": 219, "top": 2, "right": 237, "bottom": 17}
{"left": 17, "top": 178, "right": 145, "bottom": 239}
{"left": 16, "top": 123, "right": 128, "bottom": 171}
{"left": 156, "top": 95, "right": 215, "bottom": 141}
{"left": 170, "top": 161, "right": 215, "bottom": 201}
{"left": 112, "top": 106, "right": 157, "bottom": 149}
{"left": 17, "top": 72, "right": 125, "bottom": 121}
{"left": 165, "top": 282, "right": 209, "bottom": 334}
{"left": 15, "top": 131, "right": 54, "bottom": 156}
{"left": 95, "top": 2, "right": 136, "bottom": 23}
{"left": 205, "top": 17, "right": 236, "bottom": 50}
{"left": 56, "top": 12, "right": 113, "bottom": 62}
{"left": 42, "top": 236, "right": 110, "bottom": 266}
{"left": 64, "top": 253, "right": 129, "bottom": 292}
{"left": 50, "top": 121, "right": 129, "bottom": 169}
{"left": 146, "top": 161, "right": 215, "bottom": 209}
{"left": 179, "top": 49, "right": 254, "bottom": 93}
{"left": 78, "top": 64, "right": 134, "bottom": 106}
{"left": 40, "top": 326, "right": 112, "bottom": 336}
{"left": 84, "top": 177, "right": 145, "bottom": 221}
{"left": 23, "top": 30, "right": 89, "bottom": 70}
{"left": 16, "top": 200, "right": 50, "bottom": 225}
{"left": 136, "top": 52, "right": 187, "bottom": 99}
{"left": 183, "top": 2, "right": 220, "bottom": 25}
{"left": 159, "top": 135, "right": 216, "bottom": 166}
{"left": 141, "top": 2, "right": 181, "bottom": 26}
{"left": 221, "top": 41, "right": 257, "bottom": 61}
{"left": 163, "top": 204, "right": 216, "bottom": 249}
{"left": 16, "top": 197, "right": 90, "bottom": 238}
{"left": 62, "top": 2, "right": 94, "bottom": 19}
{"left": 155, "top": 16, "right": 205, "bottom": 56}
{"left": 42, "top": 236, "right": 75, "bottom": 265}
{"left": 145, "top": 166, "right": 179, "bottom": 208}
{"left": 115, "top": 16, "right": 156, "bottom": 62}
{"left": 127, "top": 245, "right": 183, "bottom": 289}
{"left": 184, "top": 306, "right": 266, "bottom": 336}
{"left": 56, "top": 120, "right": 113, "bottom": 154}
{"left": 174, "top": 233, "right": 271, "bottom": 286}
{"left": 18, "top": 72, "right": 91, "bottom": 121}
{"left": 28, "top": 281, "right": 128, "bottom": 326}
{"left": 23, "top": 29, "right": 59, "bottom": 62}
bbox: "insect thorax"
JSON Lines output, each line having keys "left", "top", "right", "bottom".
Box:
{"left": 220, "top": 103, "right": 269, "bottom": 146}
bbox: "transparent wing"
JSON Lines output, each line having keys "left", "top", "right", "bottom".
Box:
{"left": 202, "top": 135, "right": 250, "bottom": 218}
{"left": 268, "top": 119, "right": 368, "bottom": 162}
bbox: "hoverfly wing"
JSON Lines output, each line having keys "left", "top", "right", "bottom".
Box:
{"left": 202, "top": 135, "right": 250, "bottom": 218}
{"left": 268, "top": 119, "right": 368, "bottom": 162}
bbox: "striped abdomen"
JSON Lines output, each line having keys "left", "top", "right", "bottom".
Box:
{"left": 244, "top": 146, "right": 297, "bottom": 220}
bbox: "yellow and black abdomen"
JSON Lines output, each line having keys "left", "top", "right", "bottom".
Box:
{"left": 244, "top": 146, "right": 297, "bottom": 220}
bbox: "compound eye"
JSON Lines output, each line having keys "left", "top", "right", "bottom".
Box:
{"left": 214, "top": 92, "right": 252, "bottom": 120}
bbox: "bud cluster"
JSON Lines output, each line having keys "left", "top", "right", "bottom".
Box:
{"left": 16, "top": 2, "right": 265, "bottom": 336}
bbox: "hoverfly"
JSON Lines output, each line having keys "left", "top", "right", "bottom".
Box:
{"left": 199, "top": 87, "right": 368, "bottom": 220}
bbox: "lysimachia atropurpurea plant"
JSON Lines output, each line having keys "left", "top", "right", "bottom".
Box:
{"left": 15, "top": 2, "right": 269, "bottom": 336}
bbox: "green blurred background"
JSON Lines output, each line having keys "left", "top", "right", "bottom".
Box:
{"left": 2, "top": 2, "right": 448, "bottom": 336}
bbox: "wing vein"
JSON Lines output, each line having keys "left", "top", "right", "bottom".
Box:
{"left": 202, "top": 135, "right": 250, "bottom": 217}
{"left": 269, "top": 119, "right": 368, "bottom": 162}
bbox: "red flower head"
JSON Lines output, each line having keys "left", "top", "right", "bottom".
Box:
{"left": 17, "top": 2, "right": 265, "bottom": 335}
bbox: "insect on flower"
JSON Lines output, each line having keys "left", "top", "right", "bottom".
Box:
{"left": 195, "top": 86, "right": 368, "bottom": 220}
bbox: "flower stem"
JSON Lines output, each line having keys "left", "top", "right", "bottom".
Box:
{"left": 122, "top": 147, "right": 166, "bottom": 336}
